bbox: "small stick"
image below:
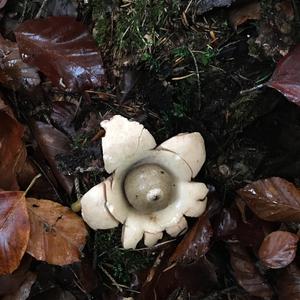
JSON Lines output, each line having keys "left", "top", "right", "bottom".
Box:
{"left": 35, "top": 0, "right": 48, "bottom": 19}
{"left": 240, "top": 83, "right": 265, "bottom": 95}
{"left": 24, "top": 174, "right": 41, "bottom": 196}
{"left": 100, "top": 265, "right": 123, "bottom": 293}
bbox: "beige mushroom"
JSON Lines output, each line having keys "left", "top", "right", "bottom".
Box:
{"left": 80, "top": 180, "right": 118, "bottom": 230}
{"left": 79, "top": 115, "right": 208, "bottom": 249}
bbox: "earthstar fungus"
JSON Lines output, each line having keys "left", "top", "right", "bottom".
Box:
{"left": 80, "top": 115, "right": 208, "bottom": 249}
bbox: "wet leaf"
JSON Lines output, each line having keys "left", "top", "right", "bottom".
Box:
{"left": 258, "top": 231, "right": 298, "bottom": 269}
{"left": 0, "top": 0, "right": 7, "bottom": 9}
{"left": 15, "top": 16, "right": 105, "bottom": 92}
{"left": 140, "top": 251, "right": 218, "bottom": 299}
{"left": 54, "top": 258, "right": 98, "bottom": 295}
{"left": 26, "top": 198, "right": 88, "bottom": 265}
{"left": 267, "top": 44, "right": 300, "bottom": 106}
{"left": 2, "top": 271, "right": 37, "bottom": 300}
{"left": 229, "top": 1, "right": 261, "bottom": 29}
{"left": 0, "top": 35, "right": 40, "bottom": 89}
{"left": 169, "top": 214, "right": 213, "bottom": 264}
{"left": 237, "top": 177, "right": 300, "bottom": 222}
{"left": 17, "top": 159, "right": 59, "bottom": 201}
{"left": 0, "top": 110, "right": 26, "bottom": 190}
{"left": 277, "top": 263, "right": 300, "bottom": 299}
{"left": 216, "top": 205, "right": 274, "bottom": 250}
{"left": 31, "top": 121, "right": 73, "bottom": 195}
{"left": 51, "top": 101, "right": 77, "bottom": 137}
{"left": 229, "top": 243, "right": 273, "bottom": 299}
{"left": 0, "top": 255, "right": 32, "bottom": 296}
{"left": 0, "top": 191, "right": 30, "bottom": 275}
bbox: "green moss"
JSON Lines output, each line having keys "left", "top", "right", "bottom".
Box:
{"left": 95, "top": 229, "right": 155, "bottom": 285}
{"left": 92, "top": 0, "right": 181, "bottom": 62}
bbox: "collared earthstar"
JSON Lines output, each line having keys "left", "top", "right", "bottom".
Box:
{"left": 78, "top": 115, "right": 208, "bottom": 249}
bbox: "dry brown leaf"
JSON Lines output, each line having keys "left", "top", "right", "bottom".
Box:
{"left": 26, "top": 198, "right": 88, "bottom": 265}
{"left": 0, "top": 191, "right": 30, "bottom": 275}
{"left": 0, "top": 111, "right": 26, "bottom": 190}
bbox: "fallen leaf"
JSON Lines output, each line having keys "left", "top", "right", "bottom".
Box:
{"left": 169, "top": 214, "right": 213, "bottom": 264}
{"left": 26, "top": 198, "right": 88, "bottom": 265}
{"left": 2, "top": 271, "right": 37, "bottom": 300}
{"left": 216, "top": 206, "right": 271, "bottom": 250}
{"left": 229, "top": 1, "right": 261, "bottom": 29}
{"left": 237, "top": 177, "right": 300, "bottom": 222}
{"left": 258, "top": 231, "right": 298, "bottom": 269}
{"left": 196, "top": 0, "right": 235, "bottom": 15}
{"left": 31, "top": 121, "right": 73, "bottom": 195}
{"left": 51, "top": 101, "right": 77, "bottom": 137}
{"left": 0, "top": 255, "right": 32, "bottom": 296}
{"left": 15, "top": 16, "right": 105, "bottom": 92}
{"left": 140, "top": 251, "right": 218, "bottom": 299}
{"left": 0, "top": 110, "right": 26, "bottom": 190}
{"left": 54, "top": 258, "right": 98, "bottom": 295}
{"left": 17, "top": 159, "right": 60, "bottom": 201}
{"left": 267, "top": 44, "right": 300, "bottom": 106}
{"left": 0, "top": 191, "right": 30, "bottom": 275}
{"left": 0, "top": 35, "right": 40, "bottom": 89}
{"left": 229, "top": 243, "right": 273, "bottom": 299}
{"left": 277, "top": 263, "right": 300, "bottom": 300}
{"left": 0, "top": 0, "right": 7, "bottom": 9}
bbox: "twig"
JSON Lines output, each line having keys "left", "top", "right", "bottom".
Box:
{"left": 35, "top": 0, "right": 48, "bottom": 19}
{"left": 20, "top": 0, "right": 28, "bottom": 22}
{"left": 240, "top": 83, "right": 265, "bottom": 95}
{"left": 188, "top": 48, "right": 201, "bottom": 109}
{"left": 100, "top": 265, "right": 123, "bottom": 293}
{"left": 24, "top": 174, "right": 41, "bottom": 196}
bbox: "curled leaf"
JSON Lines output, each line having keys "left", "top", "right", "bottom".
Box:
{"left": 0, "top": 35, "right": 40, "bottom": 89}
{"left": 258, "top": 231, "right": 298, "bottom": 269}
{"left": 0, "top": 191, "right": 30, "bottom": 275}
{"left": 15, "top": 16, "right": 105, "bottom": 92}
{"left": 237, "top": 177, "right": 300, "bottom": 222}
{"left": 26, "top": 198, "right": 88, "bottom": 266}
{"left": 0, "top": 110, "right": 26, "bottom": 191}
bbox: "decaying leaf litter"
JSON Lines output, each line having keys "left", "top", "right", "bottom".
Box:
{"left": 0, "top": 0, "right": 299, "bottom": 299}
